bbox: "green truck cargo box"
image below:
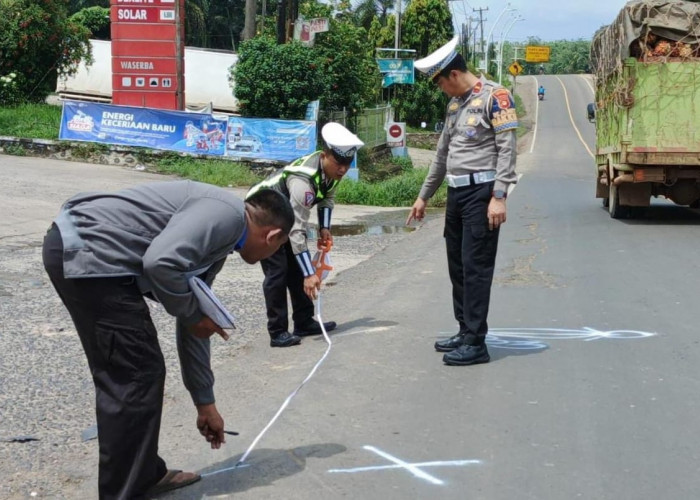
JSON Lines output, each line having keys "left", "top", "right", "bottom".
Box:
{"left": 590, "top": 0, "right": 700, "bottom": 218}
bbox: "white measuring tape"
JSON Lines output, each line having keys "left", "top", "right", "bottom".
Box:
{"left": 236, "top": 258, "right": 333, "bottom": 467}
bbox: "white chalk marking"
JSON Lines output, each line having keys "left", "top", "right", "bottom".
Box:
{"left": 362, "top": 446, "right": 443, "bottom": 485}
{"left": 328, "top": 459, "right": 482, "bottom": 474}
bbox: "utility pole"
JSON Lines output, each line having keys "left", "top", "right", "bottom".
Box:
{"left": 473, "top": 7, "right": 488, "bottom": 70}
{"left": 394, "top": 0, "right": 402, "bottom": 50}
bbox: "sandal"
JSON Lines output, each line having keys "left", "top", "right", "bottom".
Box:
{"left": 147, "top": 469, "right": 201, "bottom": 495}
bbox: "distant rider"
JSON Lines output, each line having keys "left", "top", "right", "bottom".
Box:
{"left": 538, "top": 85, "right": 545, "bottom": 99}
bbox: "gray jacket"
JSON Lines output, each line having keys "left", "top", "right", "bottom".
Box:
{"left": 54, "top": 180, "right": 247, "bottom": 405}
{"left": 419, "top": 77, "right": 518, "bottom": 200}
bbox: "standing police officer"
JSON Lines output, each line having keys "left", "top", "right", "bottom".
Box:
{"left": 406, "top": 36, "right": 518, "bottom": 366}
{"left": 249, "top": 123, "right": 365, "bottom": 347}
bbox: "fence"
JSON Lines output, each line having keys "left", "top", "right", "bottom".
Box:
{"left": 320, "top": 105, "right": 392, "bottom": 149}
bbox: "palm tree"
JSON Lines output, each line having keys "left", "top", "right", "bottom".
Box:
{"left": 185, "top": 0, "right": 210, "bottom": 47}
{"left": 354, "top": 0, "right": 394, "bottom": 30}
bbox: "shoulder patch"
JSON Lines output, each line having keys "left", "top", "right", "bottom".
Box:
{"left": 492, "top": 88, "right": 514, "bottom": 110}
{"left": 304, "top": 191, "right": 315, "bottom": 207}
{"left": 473, "top": 81, "right": 483, "bottom": 94}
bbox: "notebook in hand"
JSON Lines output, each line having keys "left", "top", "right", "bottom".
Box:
{"left": 188, "top": 277, "right": 236, "bottom": 329}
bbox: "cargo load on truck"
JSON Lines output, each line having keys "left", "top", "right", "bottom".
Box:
{"left": 590, "top": 0, "right": 700, "bottom": 218}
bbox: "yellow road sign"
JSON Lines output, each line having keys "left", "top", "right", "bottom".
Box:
{"left": 525, "top": 45, "right": 551, "bottom": 63}
{"left": 508, "top": 61, "right": 523, "bottom": 76}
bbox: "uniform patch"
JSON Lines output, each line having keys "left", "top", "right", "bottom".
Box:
{"left": 473, "top": 81, "right": 483, "bottom": 94}
{"left": 491, "top": 109, "right": 519, "bottom": 133}
{"left": 304, "top": 191, "right": 315, "bottom": 207}
{"left": 492, "top": 88, "right": 513, "bottom": 110}
{"left": 448, "top": 102, "right": 460, "bottom": 114}
{"left": 471, "top": 98, "right": 483, "bottom": 106}
{"left": 490, "top": 88, "right": 518, "bottom": 133}
{"left": 467, "top": 115, "right": 478, "bottom": 126}
{"left": 464, "top": 126, "right": 478, "bottom": 139}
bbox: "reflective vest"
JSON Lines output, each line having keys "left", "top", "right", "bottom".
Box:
{"left": 247, "top": 151, "right": 339, "bottom": 204}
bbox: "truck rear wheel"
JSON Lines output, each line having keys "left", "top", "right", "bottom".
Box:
{"left": 609, "top": 184, "right": 628, "bottom": 219}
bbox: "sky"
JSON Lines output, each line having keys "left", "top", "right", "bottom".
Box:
{"left": 447, "top": 0, "right": 632, "bottom": 43}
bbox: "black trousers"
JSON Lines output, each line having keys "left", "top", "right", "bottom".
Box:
{"left": 42, "top": 225, "right": 167, "bottom": 499}
{"left": 260, "top": 241, "right": 314, "bottom": 336}
{"left": 444, "top": 182, "right": 500, "bottom": 346}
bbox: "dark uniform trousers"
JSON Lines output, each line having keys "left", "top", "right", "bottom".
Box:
{"left": 42, "top": 225, "right": 167, "bottom": 499}
{"left": 444, "top": 182, "right": 500, "bottom": 346}
{"left": 260, "top": 241, "right": 315, "bottom": 336}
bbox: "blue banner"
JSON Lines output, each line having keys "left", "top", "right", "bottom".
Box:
{"left": 225, "top": 117, "right": 317, "bottom": 162}
{"left": 376, "top": 59, "right": 415, "bottom": 87}
{"left": 60, "top": 101, "right": 227, "bottom": 156}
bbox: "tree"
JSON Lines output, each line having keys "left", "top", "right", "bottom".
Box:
{"left": 70, "top": 6, "right": 110, "bottom": 40}
{"left": 233, "top": 36, "right": 328, "bottom": 119}
{"left": 313, "top": 19, "right": 381, "bottom": 113}
{"left": 0, "top": 0, "right": 91, "bottom": 102}
{"left": 242, "top": 0, "right": 256, "bottom": 41}
{"left": 354, "top": 0, "right": 393, "bottom": 30}
{"left": 391, "top": 0, "right": 453, "bottom": 126}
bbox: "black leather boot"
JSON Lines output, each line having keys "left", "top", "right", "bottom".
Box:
{"left": 442, "top": 344, "right": 490, "bottom": 366}
{"left": 270, "top": 331, "right": 302, "bottom": 347}
{"left": 293, "top": 320, "right": 337, "bottom": 337}
{"left": 434, "top": 333, "right": 466, "bottom": 352}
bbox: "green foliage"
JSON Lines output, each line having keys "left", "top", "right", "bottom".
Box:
{"left": 0, "top": 0, "right": 91, "bottom": 102}
{"left": 0, "top": 72, "right": 22, "bottom": 106}
{"left": 505, "top": 38, "right": 592, "bottom": 76}
{"left": 233, "top": 16, "right": 380, "bottom": 119}
{"left": 233, "top": 37, "right": 328, "bottom": 119}
{"left": 401, "top": 0, "right": 454, "bottom": 55}
{"left": 69, "top": 6, "right": 109, "bottom": 40}
{"left": 393, "top": 77, "right": 448, "bottom": 128}
{"left": 151, "top": 154, "right": 264, "bottom": 187}
{"left": 388, "top": 0, "right": 453, "bottom": 127}
{"left": 0, "top": 103, "right": 62, "bottom": 138}
{"left": 313, "top": 21, "right": 380, "bottom": 113}
{"left": 336, "top": 167, "right": 447, "bottom": 207}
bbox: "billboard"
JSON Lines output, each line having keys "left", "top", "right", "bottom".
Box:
{"left": 525, "top": 46, "right": 551, "bottom": 63}
{"left": 225, "top": 117, "right": 317, "bottom": 162}
{"left": 59, "top": 101, "right": 317, "bottom": 162}
{"left": 60, "top": 101, "right": 226, "bottom": 155}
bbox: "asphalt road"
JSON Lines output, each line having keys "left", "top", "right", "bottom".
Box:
{"left": 3, "top": 76, "right": 700, "bottom": 499}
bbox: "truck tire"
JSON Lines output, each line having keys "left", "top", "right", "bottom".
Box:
{"left": 609, "top": 184, "right": 630, "bottom": 219}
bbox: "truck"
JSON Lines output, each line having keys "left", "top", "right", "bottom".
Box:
{"left": 590, "top": 0, "right": 700, "bottom": 218}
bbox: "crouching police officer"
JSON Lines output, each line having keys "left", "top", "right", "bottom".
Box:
{"left": 407, "top": 36, "right": 518, "bottom": 366}
{"left": 248, "top": 122, "right": 365, "bottom": 347}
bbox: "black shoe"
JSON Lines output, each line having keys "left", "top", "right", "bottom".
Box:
{"left": 443, "top": 344, "right": 490, "bottom": 366}
{"left": 434, "top": 333, "right": 465, "bottom": 352}
{"left": 270, "top": 332, "right": 301, "bottom": 348}
{"left": 293, "top": 320, "right": 337, "bottom": 337}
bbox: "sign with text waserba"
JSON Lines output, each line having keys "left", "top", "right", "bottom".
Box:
{"left": 110, "top": 0, "right": 185, "bottom": 110}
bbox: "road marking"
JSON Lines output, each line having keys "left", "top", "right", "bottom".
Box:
{"left": 579, "top": 74, "right": 595, "bottom": 95}
{"left": 529, "top": 76, "right": 540, "bottom": 154}
{"left": 556, "top": 76, "right": 595, "bottom": 158}
{"left": 327, "top": 445, "right": 482, "bottom": 485}
{"left": 438, "top": 327, "right": 656, "bottom": 351}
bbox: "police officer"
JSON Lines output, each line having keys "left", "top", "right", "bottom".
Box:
{"left": 42, "top": 182, "right": 294, "bottom": 498}
{"left": 406, "top": 36, "right": 518, "bottom": 366}
{"left": 249, "top": 122, "right": 365, "bottom": 347}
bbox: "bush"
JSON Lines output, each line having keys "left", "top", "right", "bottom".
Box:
{"left": 336, "top": 167, "right": 447, "bottom": 207}
{"left": 232, "top": 37, "right": 328, "bottom": 119}
{"left": 0, "top": 73, "right": 22, "bottom": 106}
{"left": 0, "top": 0, "right": 91, "bottom": 102}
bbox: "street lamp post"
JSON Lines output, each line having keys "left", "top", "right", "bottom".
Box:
{"left": 498, "top": 16, "right": 524, "bottom": 84}
{"left": 484, "top": 3, "right": 515, "bottom": 75}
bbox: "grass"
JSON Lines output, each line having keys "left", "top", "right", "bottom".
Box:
{"left": 151, "top": 154, "right": 264, "bottom": 187}
{"left": 0, "top": 103, "right": 61, "bottom": 139}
